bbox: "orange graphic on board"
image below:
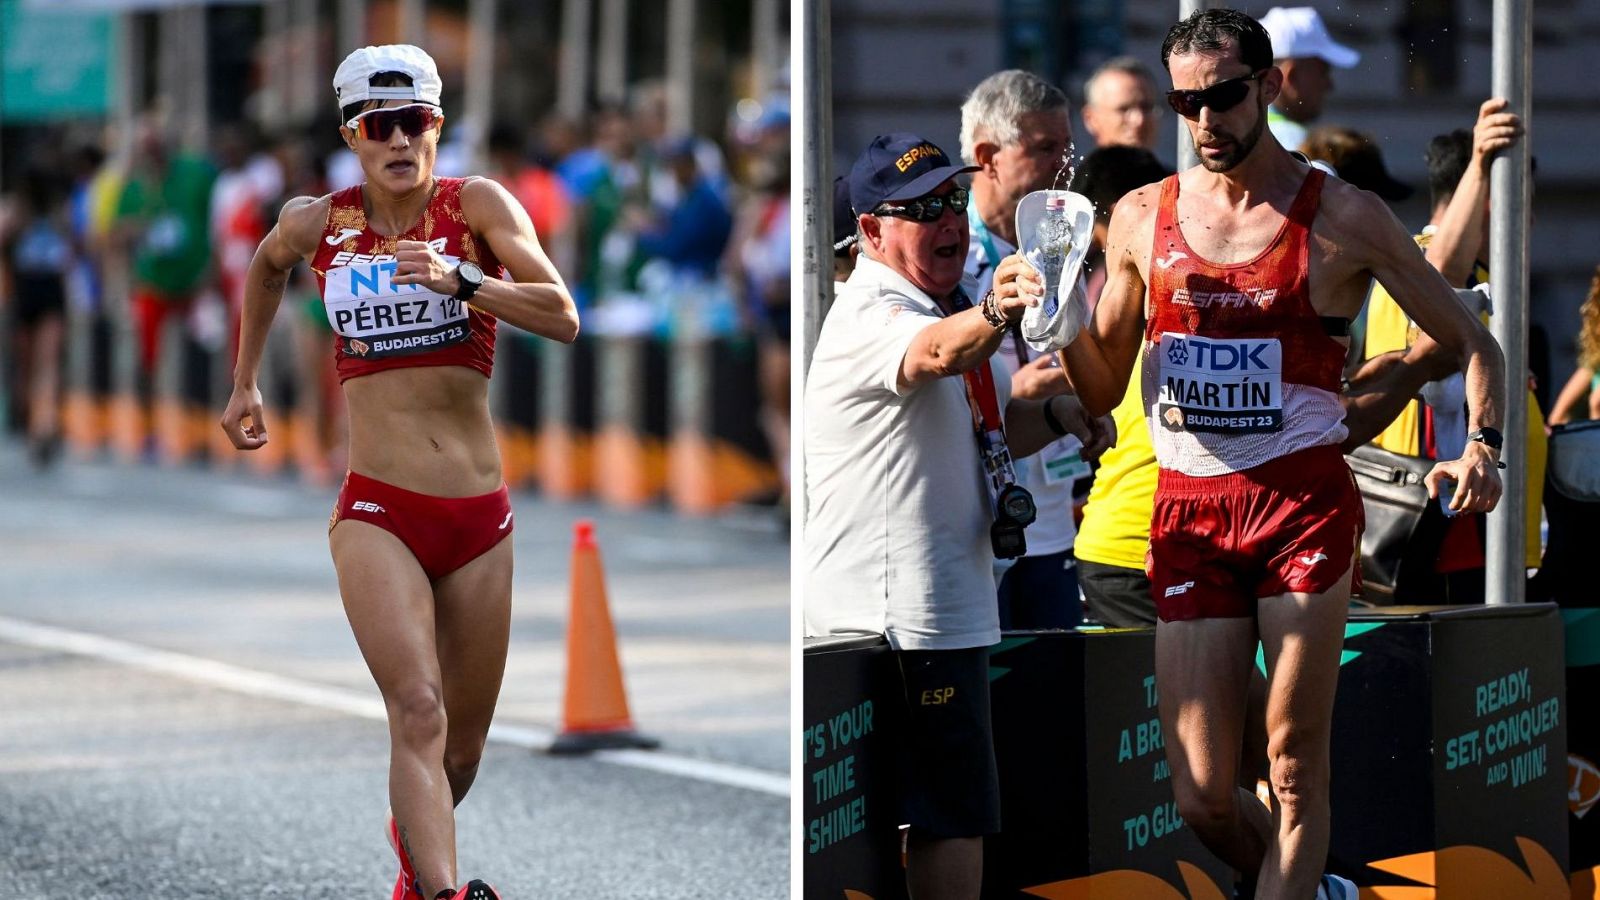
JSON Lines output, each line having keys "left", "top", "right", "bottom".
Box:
{"left": 1363, "top": 836, "right": 1566, "bottom": 899}
{"left": 1572, "top": 753, "right": 1600, "bottom": 819}
{"left": 1022, "top": 861, "right": 1227, "bottom": 899}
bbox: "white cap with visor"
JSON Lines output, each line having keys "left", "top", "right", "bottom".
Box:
{"left": 333, "top": 44, "right": 443, "bottom": 108}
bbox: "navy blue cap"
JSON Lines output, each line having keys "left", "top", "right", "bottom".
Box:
{"left": 848, "top": 133, "right": 979, "bottom": 216}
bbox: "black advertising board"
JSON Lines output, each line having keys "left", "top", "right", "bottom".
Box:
{"left": 1329, "top": 604, "right": 1570, "bottom": 898}
{"left": 985, "top": 630, "right": 1232, "bottom": 898}
{"left": 802, "top": 634, "right": 907, "bottom": 900}
{"left": 1565, "top": 608, "right": 1600, "bottom": 897}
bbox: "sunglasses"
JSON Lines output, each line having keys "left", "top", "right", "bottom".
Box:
{"left": 344, "top": 103, "right": 443, "bottom": 141}
{"left": 1166, "top": 70, "right": 1267, "bottom": 119}
{"left": 872, "top": 187, "right": 969, "bottom": 223}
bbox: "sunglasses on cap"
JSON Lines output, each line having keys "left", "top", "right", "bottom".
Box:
{"left": 344, "top": 103, "right": 443, "bottom": 141}
{"left": 871, "top": 187, "right": 969, "bottom": 223}
{"left": 1166, "top": 70, "right": 1267, "bottom": 119}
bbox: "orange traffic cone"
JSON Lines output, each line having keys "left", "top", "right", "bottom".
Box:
{"left": 548, "top": 520, "right": 659, "bottom": 754}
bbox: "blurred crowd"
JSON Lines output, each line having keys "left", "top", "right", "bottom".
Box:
{"left": 0, "top": 79, "right": 792, "bottom": 494}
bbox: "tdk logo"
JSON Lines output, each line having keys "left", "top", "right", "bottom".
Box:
{"left": 1166, "top": 336, "right": 1273, "bottom": 372}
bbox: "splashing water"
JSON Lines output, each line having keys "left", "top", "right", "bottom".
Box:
{"left": 1051, "top": 141, "right": 1079, "bottom": 191}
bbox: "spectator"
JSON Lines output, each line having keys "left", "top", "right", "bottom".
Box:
{"left": 1260, "top": 7, "right": 1360, "bottom": 152}
{"left": 959, "top": 69, "right": 1099, "bottom": 629}
{"left": 114, "top": 120, "right": 218, "bottom": 453}
{"left": 1548, "top": 265, "right": 1600, "bottom": 426}
{"left": 631, "top": 138, "right": 733, "bottom": 280}
{"left": 1068, "top": 145, "right": 1171, "bottom": 309}
{"left": 726, "top": 136, "right": 791, "bottom": 503}
{"left": 486, "top": 124, "right": 576, "bottom": 278}
{"left": 1080, "top": 56, "right": 1162, "bottom": 153}
{"left": 1300, "top": 125, "right": 1414, "bottom": 206}
{"left": 804, "top": 133, "right": 1105, "bottom": 900}
{"left": 1360, "top": 100, "right": 1542, "bottom": 603}
{"left": 3, "top": 167, "right": 74, "bottom": 467}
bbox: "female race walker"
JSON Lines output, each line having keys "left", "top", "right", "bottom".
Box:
{"left": 221, "top": 45, "right": 578, "bottom": 900}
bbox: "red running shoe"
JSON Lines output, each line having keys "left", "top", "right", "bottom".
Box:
{"left": 387, "top": 810, "right": 422, "bottom": 900}
{"left": 442, "top": 879, "right": 502, "bottom": 900}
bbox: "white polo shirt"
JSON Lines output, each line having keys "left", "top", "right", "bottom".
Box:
{"left": 803, "top": 255, "right": 1007, "bottom": 651}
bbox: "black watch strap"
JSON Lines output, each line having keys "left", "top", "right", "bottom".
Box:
{"left": 1467, "top": 426, "right": 1504, "bottom": 452}
{"left": 1041, "top": 397, "right": 1070, "bottom": 437}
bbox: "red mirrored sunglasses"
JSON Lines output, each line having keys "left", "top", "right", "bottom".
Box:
{"left": 345, "top": 103, "right": 443, "bottom": 141}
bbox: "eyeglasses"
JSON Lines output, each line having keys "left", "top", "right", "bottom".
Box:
{"left": 872, "top": 187, "right": 969, "bottom": 223}
{"left": 1166, "top": 70, "right": 1267, "bottom": 119}
{"left": 344, "top": 103, "right": 443, "bottom": 141}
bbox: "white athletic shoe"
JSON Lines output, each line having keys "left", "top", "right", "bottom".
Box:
{"left": 1316, "top": 873, "right": 1359, "bottom": 899}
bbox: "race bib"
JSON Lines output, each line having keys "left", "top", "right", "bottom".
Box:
{"left": 1156, "top": 332, "right": 1283, "bottom": 434}
{"left": 323, "top": 256, "right": 469, "bottom": 359}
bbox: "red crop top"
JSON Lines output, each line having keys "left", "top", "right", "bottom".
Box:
{"left": 310, "top": 177, "right": 502, "bottom": 383}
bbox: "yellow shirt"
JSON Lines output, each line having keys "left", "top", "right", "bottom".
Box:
{"left": 1075, "top": 364, "right": 1157, "bottom": 572}
{"left": 1361, "top": 235, "right": 1544, "bottom": 566}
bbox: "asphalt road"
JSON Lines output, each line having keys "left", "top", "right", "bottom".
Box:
{"left": 0, "top": 444, "right": 791, "bottom": 898}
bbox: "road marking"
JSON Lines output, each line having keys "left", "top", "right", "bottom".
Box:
{"left": 0, "top": 615, "right": 788, "bottom": 798}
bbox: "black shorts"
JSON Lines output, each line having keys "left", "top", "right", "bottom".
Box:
{"left": 12, "top": 275, "right": 65, "bottom": 328}
{"left": 1079, "top": 559, "right": 1156, "bottom": 627}
{"left": 897, "top": 646, "right": 1002, "bottom": 838}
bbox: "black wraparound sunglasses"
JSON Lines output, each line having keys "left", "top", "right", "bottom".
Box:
{"left": 1166, "top": 70, "right": 1267, "bottom": 119}
{"left": 872, "top": 187, "right": 969, "bottom": 223}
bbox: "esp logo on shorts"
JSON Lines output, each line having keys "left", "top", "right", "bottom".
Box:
{"left": 352, "top": 501, "right": 385, "bottom": 514}
{"left": 920, "top": 687, "right": 956, "bottom": 705}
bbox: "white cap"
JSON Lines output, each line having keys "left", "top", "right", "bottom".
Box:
{"left": 1260, "top": 7, "right": 1360, "bottom": 69}
{"left": 333, "top": 45, "right": 443, "bottom": 109}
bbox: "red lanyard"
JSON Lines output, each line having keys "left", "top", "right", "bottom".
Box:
{"left": 943, "top": 290, "right": 1020, "bottom": 502}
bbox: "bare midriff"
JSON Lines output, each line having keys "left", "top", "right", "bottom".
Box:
{"left": 343, "top": 365, "right": 501, "bottom": 496}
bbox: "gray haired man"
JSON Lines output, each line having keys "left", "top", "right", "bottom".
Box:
{"left": 1081, "top": 56, "right": 1162, "bottom": 152}
{"left": 960, "top": 69, "right": 1111, "bottom": 630}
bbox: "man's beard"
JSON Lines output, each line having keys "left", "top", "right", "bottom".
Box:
{"left": 1198, "top": 102, "right": 1267, "bottom": 172}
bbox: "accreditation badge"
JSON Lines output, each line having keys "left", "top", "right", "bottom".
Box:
{"left": 1040, "top": 438, "right": 1090, "bottom": 485}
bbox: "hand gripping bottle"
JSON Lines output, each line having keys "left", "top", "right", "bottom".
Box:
{"left": 1016, "top": 189, "right": 1094, "bottom": 353}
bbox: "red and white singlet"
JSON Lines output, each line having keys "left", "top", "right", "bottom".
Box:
{"left": 310, "top": 176, "right": 502, "bottom": 383}
{"left": 1141, "top": 169, "right": 1348, "bottom": 476}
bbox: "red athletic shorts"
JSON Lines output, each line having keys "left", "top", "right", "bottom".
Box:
{"left": 330, "top": 471, "right": 514, "bottom": 580}
{"left": 1148, "top": 444, "right": 1363, "bottom": 621}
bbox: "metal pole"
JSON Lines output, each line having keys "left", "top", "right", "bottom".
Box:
{"left": 115, "top": 12, "right": 140, "bottom": 163}
{"left": 801, "top": 0, "right": 831, "bottom": 377}
{"left": 596, "top": 0, "right": 628, "bottom": 105}
{"left": 263, "top": 0, "right": 288, "bottom": 128}
{"left": 338, "top": 0, "right": 366, "bottom": 53}
{"left": 462, "top": 0, "right": 496, "bottom": 172}
{"left": 557, "top": 0, "right": 592, "bottom": 119}
{"left": 1174, "top": 0, "right": 1211, "bottom": 170}
{"left": 397, "top": 0, "right": 424, "bottom": 45}
{"left": 666, "top": 0, "right": 695, "bottom": 136}
{"left": 291, "top": 0, "right": 318, "bottom": 125}
{"left": 1486, "top": 0, "right": 1531, "bottom": 605}
{"left": 751, "top": 0, "right": 779, "bottom": 100}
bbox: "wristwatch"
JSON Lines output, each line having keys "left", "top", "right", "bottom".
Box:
{"left": 1466, "top": 426, "right": 1503, "bottom": 452}
{"left": 452, "top": 261, "right": 485, "bottom": 301}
